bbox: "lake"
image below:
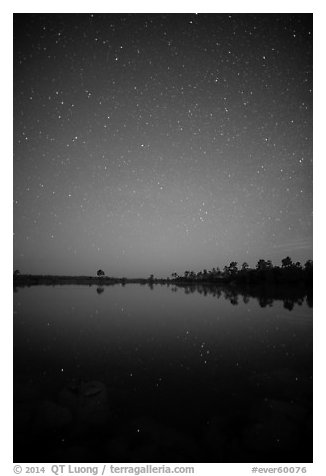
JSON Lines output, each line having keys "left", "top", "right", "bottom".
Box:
{"left": 13, "top": 283, "right": 312, "bottom": 463}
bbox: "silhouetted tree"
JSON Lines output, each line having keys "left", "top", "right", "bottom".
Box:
{"left": 228, "top": 261, "right": 238, "bottom": 274}
{"left": 256, "top": 259, "right": 268, "bottom": 271}
{"left": 283, "top": 299, "right": 294, "bottom": 311}
{"left": 230, "top": 295, "right": 238, "bottom": 305}
{"left": 304, "top": 260, "right": 313, "bottom": 271}
{"left": 223, "top": 265, "right": 230, "bottom": 277}
{"left": 259, "top": 296, "right": 273, "bottom": 308}
{"left": 282, "top": 256, "right": 293, "bottom": 268}
{"left": 97, "top": 269, "right": 105, "bottom": 278}
{"left": 213, "top": 266, "right": 221, "bottom": 275}
{"left": 167, "top": 256, "right": 312, "bottom": 285}
{"left": 243, "top": 295, "right": 250, "bottom": 304}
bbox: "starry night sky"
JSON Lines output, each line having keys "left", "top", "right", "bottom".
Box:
{"left": 13, "top": 13, "right": 312, "bottom": 278}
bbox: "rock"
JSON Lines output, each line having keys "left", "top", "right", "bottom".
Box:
{"left": 81, "top": 381, "right": 107, "bottom": 398}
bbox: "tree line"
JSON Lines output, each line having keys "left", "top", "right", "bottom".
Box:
{"left": 14, "top": 257, "right": 313, "bottom": 286}
{"left": 170, "top": 257, "right": 313, "bottom": 285}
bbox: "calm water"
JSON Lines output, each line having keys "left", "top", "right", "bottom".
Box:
{"left": 14, "top": 284, "right": 312, "bottom": 463}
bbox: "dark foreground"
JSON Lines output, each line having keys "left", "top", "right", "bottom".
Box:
{"left": 14, "top": 282, "right": 312, "bottom": 463}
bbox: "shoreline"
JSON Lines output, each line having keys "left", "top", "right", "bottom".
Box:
{"left": 13, "top": 275, "right": 227, "bottom": 287}
{"left": 13, "top": 273, "right": 312, "bottom": 288}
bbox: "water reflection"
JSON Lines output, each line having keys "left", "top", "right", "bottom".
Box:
{"left": 167, "top": 282, "right": 312, "bottom": 310}
{"left": 14, "top": 280, "right": 313, "bottom": 311}
{"left": 14, "top": 284, "right": 312, "bottom": 463}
